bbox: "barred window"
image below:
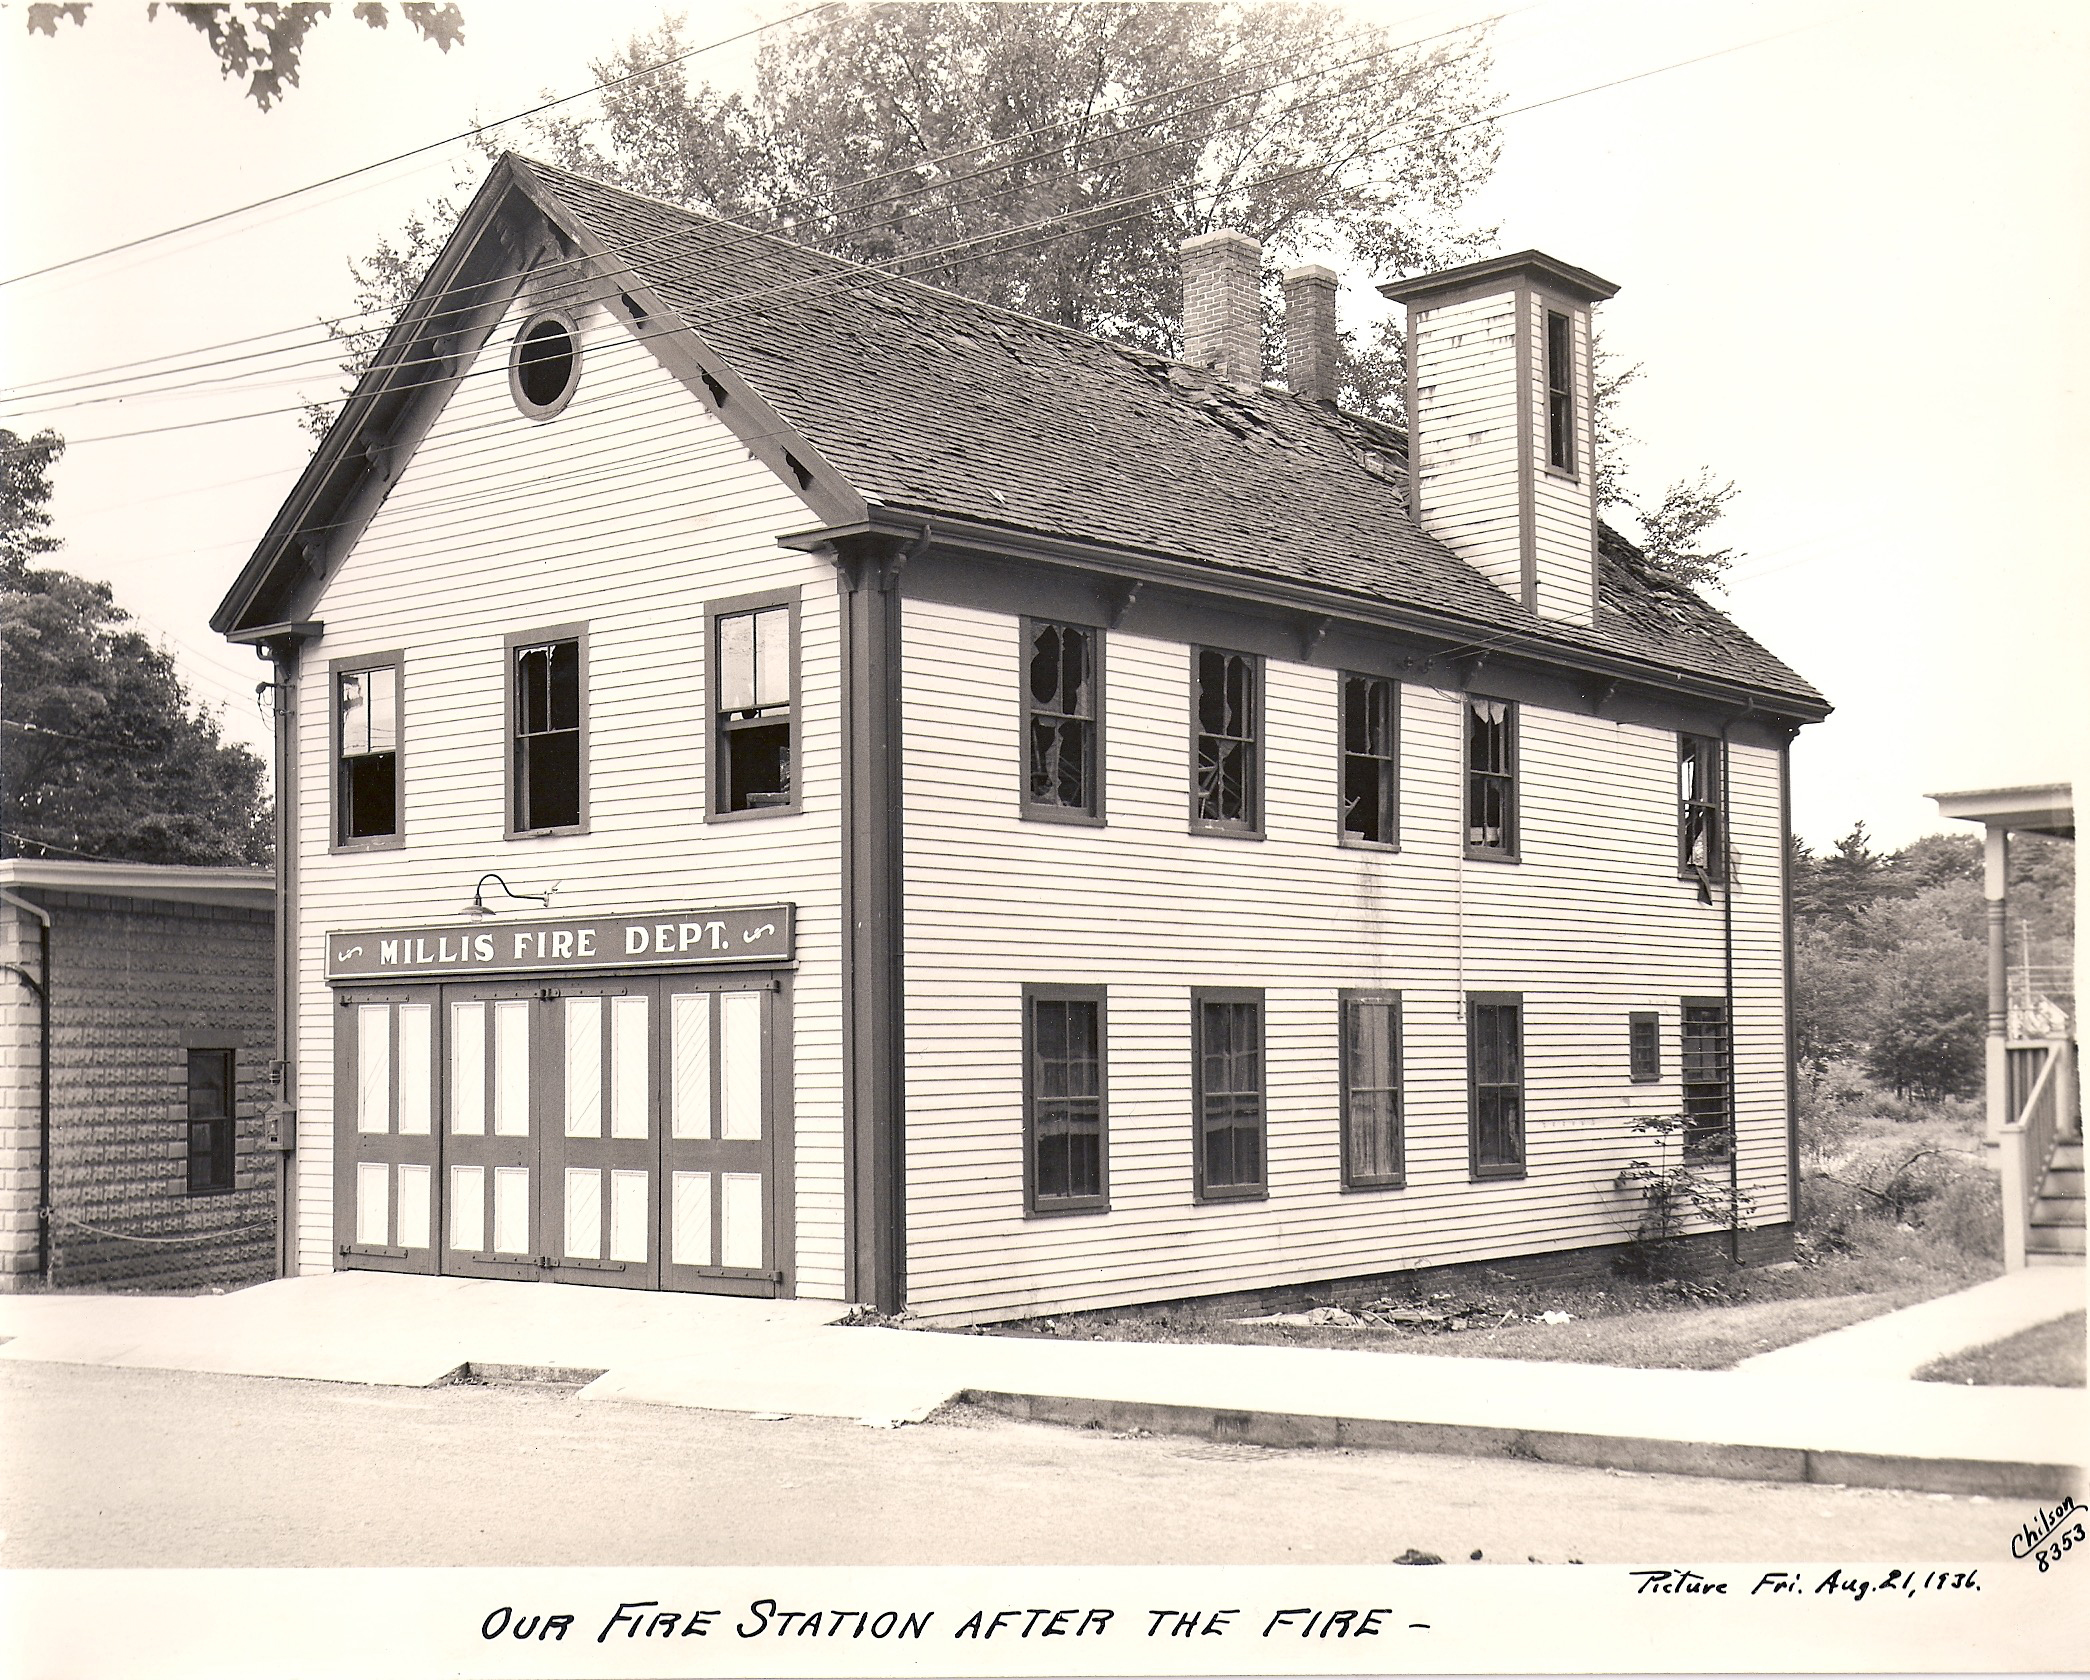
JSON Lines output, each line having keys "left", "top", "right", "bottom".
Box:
{"left": 1681, "top": 998, "right": 1733, "bottom": 1162}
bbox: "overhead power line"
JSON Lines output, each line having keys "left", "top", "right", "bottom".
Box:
{"left": 0, "top": 0, "right": 849, "bottom": 291}
{"left": 3, "top": 0, "right": 1506, "bottom": 412}
{"left": 43, "top": 2, "right": 1852, "bottom": 452}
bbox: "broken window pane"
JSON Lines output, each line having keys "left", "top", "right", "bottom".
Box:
{"left": 1194, "top": 650, "right": 1257, "bottom": 829}
{"left": 514, "top": 639, "right": 582, "bottom": 830}
{"left": 1024, "top": 621, "right": 1097, "bottom": 815}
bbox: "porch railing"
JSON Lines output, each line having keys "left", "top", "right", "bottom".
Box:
{"left": 2000, "top": 1039, "right": 2078, "bottom": 1269}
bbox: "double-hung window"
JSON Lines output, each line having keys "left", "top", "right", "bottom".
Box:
{"left": 1679, "top": 734, "right": 1723, "bottom": 881}
{"left": 1465, "top": 697, "right": 1517, "bottom": 858}
{"left": 1545, "top": 309, "right": 1576, "bottom": 475}
{"left": 1341, "top": 991, "right": 1404, "bottom": 1188}
{"left": 1024, "top": 986, "right": 1107, "bottom": 1213}
{"left": 1340, "top": 674, "right": 1398, "bottom": 847}
{"left": 508, "top": 629, "right": 585, "bottom": 834}
{"left": 1191, "top": 648, "right": 1260, "bottom": 835}
{"left": 186, "top": 1048, "right": 235, "bottom": 1194}
{"left": 1680, "top": 998, "right": 1733, "bottom": 1162}
{"left": 1193, "top": 989, "right": 1265, "bottom": 1198}
{"left": 1467, "top": 993, "right": 1525, "bottom": 1178}
{"left": 712, "top": 595, "right": 797, "bottom": 815}
{"left": 1022, "top": 619, "right": 1101, "bottom": 821}
{"left": 334, "top": 655, "right": 402, "bottom": 846}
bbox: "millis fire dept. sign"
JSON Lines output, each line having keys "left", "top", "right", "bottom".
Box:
{"left": 325, "top": 904, "right": 794, "bottom": 981}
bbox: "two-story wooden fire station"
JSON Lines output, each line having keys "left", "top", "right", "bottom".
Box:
{"left": 212, "top": 155, "right": 1826, "bottom": 1322}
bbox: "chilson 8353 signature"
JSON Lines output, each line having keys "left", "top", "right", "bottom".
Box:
{"left": 2012, "top": 1496, "right": 2085, "bottom": 1573}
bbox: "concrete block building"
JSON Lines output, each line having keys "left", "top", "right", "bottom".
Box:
{"left": 0, "top": 860, "right": 276, "bottom": 1291}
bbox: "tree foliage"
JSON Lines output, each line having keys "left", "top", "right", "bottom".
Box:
{"left": 0, "top": 429, "right": 271, "bottom": 867}
{"left": 1789, "top": 824, "right": 2073, "bottom": 1101}
{"left": 26, "top": 2, "right": 464, "bottom": 110}
{"left": 1590, "top": 342, "right": 1741, "bottom": 590}
{"left": 317, "top": 2, "right": 1499, "bottom": 424}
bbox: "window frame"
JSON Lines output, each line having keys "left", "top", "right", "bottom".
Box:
{"left": 1021, "top": 983, "right": 1110, "bottom": 1215}
{"left": 1337, "top": 671, "right": 1400, "bottom": 851}
{"left": 1679, "top": 733, "right": 1725, "bottom": 883}
{"left": 1544, "top": 307, "right": 1576, "bottom": 478}
{"left": 1464, "top": 696, "right": 1520, "bottom": 862}
{"left": 704, "top": 587, "right": 802, "bottom": 822}
{"left": 1628, "top": 1010, "right": 1662, "bottom": 1084}
{"left": 1192, "top": 986, "right": 1267, "bottom": 1201}
{"left": 185, "top": 1046, "right": 236, "bottom": 1195}
{"left": 1680, "top": 995, "right": 1735, "bottom": 1164}
{"left": 1188, "top": 646, "right": 1263, "bottom": 839}
{"left": 503, "top": 622, "right": 590, "bottom": 839}
{"left": 328, "top": 649, "right": 405, "bottom": 853}
{"left": 1018, "top": 616, "right": 1106, "bottom": 826}
{"left": 1339, "top": 989, "right": 1405, "bottom": 1190}
{"left": 1466, "top": 991, "right": 1527, "bottom": 1181}
{"left": 508, "top": 307, "right": 583, "bottom": 422}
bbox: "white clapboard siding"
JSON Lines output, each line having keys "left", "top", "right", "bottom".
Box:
{"left": 1528, "top": 294, "right": 1596, "bottom": 626}
{"left": 290, "top": 289, "right": 848, "bottom": 1297}
{"left": 1411, "top": 293, "right": 1521, "bottom": 601}
{"left": 900, "top": 598, "right": 1792, "bottom": 1323}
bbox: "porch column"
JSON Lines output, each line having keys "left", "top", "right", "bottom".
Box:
{"left": 1984, "top": 824, "right": 2010, "bottom": 1140}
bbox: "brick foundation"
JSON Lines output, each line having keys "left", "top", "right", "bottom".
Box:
{"left": 987, "top": 1223, "right": 1797, "bottom": 1329}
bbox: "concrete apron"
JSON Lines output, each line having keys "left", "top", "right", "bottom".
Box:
{"left": 1, "top": 1274, "right": 2082, "bottom": 1499}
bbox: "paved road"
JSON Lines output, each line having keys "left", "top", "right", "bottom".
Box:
{"left": 0, "top": 1360, "right": 2015, "bottom": 1568}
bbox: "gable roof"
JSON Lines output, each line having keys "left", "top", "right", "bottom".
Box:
{"left": 221, "top": 154, "right": 1826, "bottom": 721}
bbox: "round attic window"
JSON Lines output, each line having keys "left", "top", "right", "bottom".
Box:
{"left": 510, "top": 312, "right": 580, "bottom": 419}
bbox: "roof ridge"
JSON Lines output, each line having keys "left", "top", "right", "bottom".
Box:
{"left": 512, "top": 152, "right": 1358, "bottom": 412}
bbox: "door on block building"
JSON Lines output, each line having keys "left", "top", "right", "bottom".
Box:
{"left": 541, "top": 982, "right": 659, "bottom": 1289}
{"left": 439, "top": 983, "right": 543, "bottom": 1281}
{"left": 659, "top": 981, "right": 785, "bottom": 1296}
{"left": 333, "top": 990, "right": 440, "bottom": 1274}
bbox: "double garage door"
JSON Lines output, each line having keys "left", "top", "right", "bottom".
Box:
{"left": 334, "top": 974, "right": 788, "bottom": 1294}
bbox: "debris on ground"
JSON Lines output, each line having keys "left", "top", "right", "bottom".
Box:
{"left": 1391, "top": 1548, "right": 1444, "bottom": 1565}
{"left": 1233, "top": 1294, "right": 1581, "bottom": 1336}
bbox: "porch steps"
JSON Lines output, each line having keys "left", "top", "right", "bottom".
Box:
{"left": 2028, "top": 1139, "right": 2085, "bottom": 1263}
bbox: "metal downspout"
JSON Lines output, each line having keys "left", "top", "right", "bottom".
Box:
{"left": 1720, "top": 724, "right": 1740, "bottom": 1264}
{"left": 1, "top": 888, "right": 53, "bottom": 1283}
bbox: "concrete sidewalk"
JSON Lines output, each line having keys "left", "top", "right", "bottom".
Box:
{"left": 1735, "top": 1266, "right": 2083, "bottom": 1380}
{"left": 2, "top": 1272, "right": 2082, "bottom": 1499}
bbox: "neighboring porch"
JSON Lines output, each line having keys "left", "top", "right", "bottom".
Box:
{"left": 1932, "top": 783, "right": 2081, "bottom": 1268}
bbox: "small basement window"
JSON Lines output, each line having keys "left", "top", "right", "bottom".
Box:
{"left": 510, "top": 312, "right": 580, "bottom": 418}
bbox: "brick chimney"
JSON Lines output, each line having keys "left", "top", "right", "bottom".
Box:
{"left": 1282, "top": 265, "right": 1340, "bottom": 404}
{"left": 1380, "top": 252, "right": 1619, "bottom": 626}
{"left": 1181, "top": 229, "right": 1262, "bottom": 387}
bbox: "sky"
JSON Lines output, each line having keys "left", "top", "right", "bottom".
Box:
{"left": 2, "top": 0, "right": 2085, "bottom": 851}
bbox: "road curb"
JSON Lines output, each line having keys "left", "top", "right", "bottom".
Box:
{"left": 962, "top": 1389, "right": 2085, "bottom": 1500}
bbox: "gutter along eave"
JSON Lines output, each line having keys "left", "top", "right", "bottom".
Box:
{"left": 780, "top": 505, "right": 1833, "bottom": 729}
